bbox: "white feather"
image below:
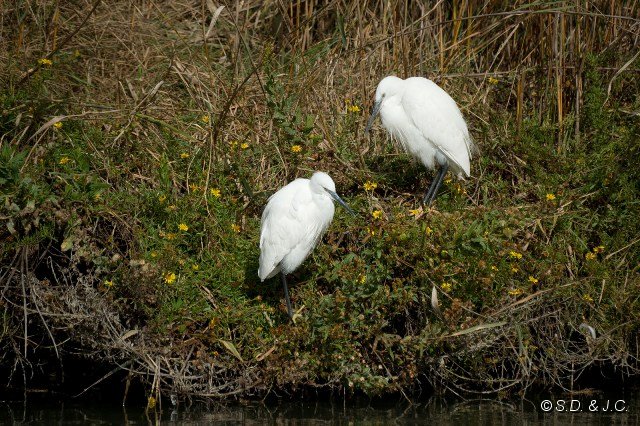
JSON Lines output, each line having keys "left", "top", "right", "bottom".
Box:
{"left": 375, "top": 76, "right": 474, "bottom": 178}
{"left": 258, "top": 173, "right": 336, "bottom": 281}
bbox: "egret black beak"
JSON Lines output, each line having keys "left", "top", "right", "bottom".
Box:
{"left": 326, "top": 189, "right": 356, "bottom": 216}
{"left": 364, "top": 100, "right": 382, "bottom": 135}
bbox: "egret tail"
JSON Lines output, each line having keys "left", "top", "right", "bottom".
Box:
{"left": 280, "top": 272, "right": 293, "bottom": 319}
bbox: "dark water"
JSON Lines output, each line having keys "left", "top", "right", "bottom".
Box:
{"left": 1, "top": 390, "right": 638, "bottom": 425}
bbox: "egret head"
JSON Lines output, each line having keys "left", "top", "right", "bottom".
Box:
{"left": 365, "top": 76, "right": 404, "bottom": 134}
{"left": 310, "top": 172, "right": 355, "bottom": 216}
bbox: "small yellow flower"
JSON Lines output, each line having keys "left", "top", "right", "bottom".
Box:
{"left": 180, "top": 152, "right": 190, "bottom": 158}
{"left": 425, "top": 226, "right": 433, "bottom": 235}
{"left": 546, "top": 193, "right": 556, "bottom": 201}
{"left": 347, "top": 104, "right": 361, "bottom": 113}
{"left": 165, "top": 233, "right": 176, "bottom": 240}
{"left": 164, "top": 272, "right": 177, "bottom": 284}
{"left": 408, "top": 208, "right": 422, "bottom": 218}
{"left": 147, "top": 396, "right": 157, "bottom": 409}
{"left": 178, "top": 259, "right": 186, "bottom": 266}
{"left": 192, "top": 264, "right": 200, "bottom": 271}
{"left": 240, "top": 142, "right": 249, "bottom": 149}
{"left": 441, "top": 282, "right": 452, "bottom": 292}
{"left": 158, "top": 195, "right": 167, "bottom": 203}
{"left": 210, "top": 188, "right": 221, "bottom": 198}
{"left": 488, "top": 76, "right": 499, "bottom": 85}
{"left": 372, "top": 210, "right": 383, "bottom": 220}
{"left": 189, "top": 183, "right": 200, "bottom": 192}
{"left": 53, "top": 121, "right": 63, "bottom": 129}
{"left": 93, "top": 192, "right": 102, "bottom": 201}
{"left": 291, "top": 145, "right": 302, "bottom": 153}
{"left": 358, "top": 274, "right": 367, "bottom": 284}
{"left": 178, "top": 223, "right": 189, "bottom": 232}
{"left": 167, "top": 205, "right": 177, "bottom": 212}
{"left": 59, "top": 156, "right": 71, "bottom": 165}
{"left": 150, "top": 251, "right": 157, "bottom": 258}
{"left": 511, "top": 266, "right": 519, "bottom": 273}
{"left": 444, "top": 177, "right": 452, "bottom": 184}
{"left": 201, "top": 115, "right": 210, "bottom": 124}
{"left": 228, "top": 140, "right": 238, "bottom": 149}
{"left": 491, "top": 265, "right": 499, "bottom": 271}
{"left": 509, "top": 250, "right": 523, "bottom": 259}
{"left": 508, "top": 288, "right": 522, "bottom": 296}
{"left": 367, "top": 227, "right": 376, "bottom": 236}
{"left": 582, "top": 294, "right": 594, "bottom": 303}
{"left": 528, "top": 276, "right": 539, "bottom": 284}
{"left": 593, "top": 245, "right": 605, "bottom": 254}
{"left": 104, "top": 280, "right": 114, "bottom": 288}
{"left": 231, "top": 224, "right": 241, "bottom": 233}
{"left": 363, "top": 181, "right": 378, "bottom": 191}
{"left": 38, "top": 58, "right": 53, "bottom": 66}
{"left": 585, "top": 252, "right": 596, "bottom": 261}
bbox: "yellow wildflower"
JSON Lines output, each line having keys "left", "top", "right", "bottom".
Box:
{"left": 104, "top": 280, "right": 114, "bottom": 288}
{"left": 164, "top": 272, "right": 176, "bottom": 284}
{"left": 511, "top": 266, "right": 519, "bottom": 273}
{"left": 528, "top": 276, "right": 539, "bottom": 284}
{"left": 490, "top": 265, "right": 499, "bottom": 271}
{"left": 291, "top": 145, "right": 302, "bottom": 153}
{"left": 210, "top": 188, "right": 221, "bottom": 198}
{"left": 201, "top": 115, "right": 210, "bottom": 124}
{"left": 358, "top": 274, "right": 367, "bottom": 284}
{"left": 444, "top": 177, "right": 452, "bottom": 184}
{"left": 441, "top": 282, "right": 452, "bottom": 292}
{"left": 38, "top": 58, "right": 53, "bottom": 66}
{"left": 347, "top": 104, "right": 361, "bottom": 113}
{"left": 585, "top": 252, "right": 596, "bottom": 261}
{"left": 593, "top": 245, "right": 605, "bottom": 254}
{"left": 363, "top": 181, "right": 378, "bottom": 191}
{"left": 147, "top": 396, "right": 157, "bottom": 409}
{"left": 59, "top": 156, "right": 71, "bottom": 165}
{"left": 150, "top": 251, "right": 157, "bottom": 258}
{"left": 582, "top": 294, "right": 594, "bottom": 303}
{"left": 488, "top": 76, "right": 499, "bottom": 85}
{"left": 93, "top": 192, "right": 102, "bottom": 201}
{"left": 240, "top": 142, "right": 249, "bottom": 149}
{"left": 165, "top": 233, "right": 176, "bottom": 240}
{"left": 53, "top": 121, "right": 63, "bottom": 129}
{"left": 189, "top": 183, "right": 200, "bottom": 192}
{"left": 546, "top": 193, "right": 556, "bottom": 201}
{"left": 508, "top": 288, "right": 522, "bottom": 296}
{"left": 178, "top": 223, "right": 189, "bottom": 232}
{"left": 228, "top": 140, "right": 238, "bottom": 149}
{"left": 367, "top": 227, "right": 376, "bottom": 236}
{"left": 231, "top": 224, "right": 241, "bottom": 233}
{"left": 509, "top": 250, "right": 523, "bottom": 259}
{"left": 372, "top": 210, "right": 383, "bottom": 220}
{"left": 408, "top": 208, "right": 422, "bottom": 218}
{"left": 180, "top": 152, "right": 190, "bottom": 158}
{"left": 425, "top": 226, "right": 433, "bottom": 235}
{"left": 167, "top": 205, "right": 177, "bottom": 212}
{"left": 192, "top": 264, "right": 200, "bottom": 271}
{"left": 158, "top": 195, "right": 167, "bottom": 203}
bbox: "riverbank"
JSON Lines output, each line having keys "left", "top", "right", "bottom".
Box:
{"left": 1, "top": 1, "right": 639, "bottom": 403}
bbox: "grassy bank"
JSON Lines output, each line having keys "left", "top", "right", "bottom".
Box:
{"left": 1, "top": 0, "right": 639, "bottom": 401}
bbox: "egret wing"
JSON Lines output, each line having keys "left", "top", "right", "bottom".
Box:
{"left": 402, "top": 77, "right": 473, "bottom": 176}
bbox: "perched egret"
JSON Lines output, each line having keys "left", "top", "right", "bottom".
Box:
{"left": 365, "top": 76, "right": 475, "bottom": 205}
{"left": 258, "top": 172, "right": 354, "bottom": 319}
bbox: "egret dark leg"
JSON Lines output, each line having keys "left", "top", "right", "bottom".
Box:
{"left": 423, "top": 163, "right": 449, "bottom": 206}
{"left": 280, "top": 272, "right": 293, "bottom": 319}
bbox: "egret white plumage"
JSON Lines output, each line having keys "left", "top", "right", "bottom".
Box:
{"left": 364, "top": 76, "right": 475, "bottom": 205}
{"left": 258, "top": 172, "right": 354, "bottom": 319}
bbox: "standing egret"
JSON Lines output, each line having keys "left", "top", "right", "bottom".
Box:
{"left": 258, "top": 171, "right": 354, "bottom": 319}
{"left": 364, "top": 76, "right": 475, "bottom": 205}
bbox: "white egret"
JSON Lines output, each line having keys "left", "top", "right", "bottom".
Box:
{"left": 365, "top": 76, "right": 475, "bottom": 205}
{"left": 258, "top": 171, "right": 354, "bottom": 319}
